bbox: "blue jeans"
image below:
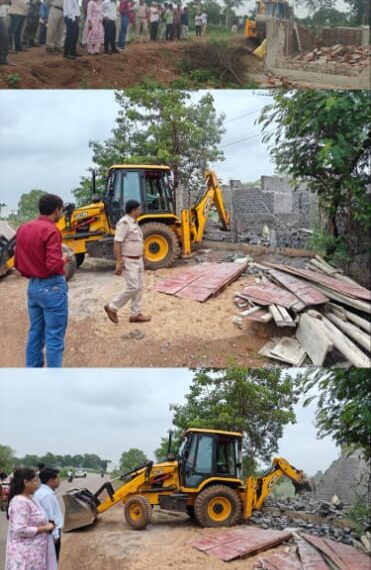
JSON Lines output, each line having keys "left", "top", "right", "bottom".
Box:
{"left": 118, "top": 14, "right": 129, "bottom": 48}
{"left": 26, "top": 275, "right": 68, "bottom": 368}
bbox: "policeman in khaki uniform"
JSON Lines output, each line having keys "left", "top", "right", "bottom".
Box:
{"left": 104, "top": 200, "right": 151, "bottom": 324}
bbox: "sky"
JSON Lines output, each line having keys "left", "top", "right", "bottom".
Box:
{"left": 0, "top": 368, "right": 339, "bottom": 475}
{"left": 0, "top": 90, "right": 275, "bottom": 214}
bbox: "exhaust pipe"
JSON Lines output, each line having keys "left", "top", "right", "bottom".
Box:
{"left": 62, "top": 489, "right": 98, "bottom": 532}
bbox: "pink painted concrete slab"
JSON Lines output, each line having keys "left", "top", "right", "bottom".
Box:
{"left": 268, "top": 269, "right": 329, "bottom": 306}
{"left": 296, "top": 538, "right": 329, "bottom": 570}
{"left": 240, "top": 282, "right": 305, "bottom": 310}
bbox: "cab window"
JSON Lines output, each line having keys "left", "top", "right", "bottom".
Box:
{"left": 216, "top": 437, "right": 237, "bottom": 477}
{"left": 194, "top": 435, "right": 213, "bottom": 474}
{"left": 113, "top": 171, "right": 141, "bottom": 207}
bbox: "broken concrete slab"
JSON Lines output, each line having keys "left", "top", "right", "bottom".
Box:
{"left": 302, "top": 533, "right": 370, "bottom": 570}
{"left": 191, "top": 527, "right": 292, "bottom": 562}
{"left": 296, "top": 312, "right": 333, "bottom": 366}
{"left": 269, "top": 337, "right": 307, "bottom": 366}
{"left": 324, "top": 310, "right": 371, "bottom": 352}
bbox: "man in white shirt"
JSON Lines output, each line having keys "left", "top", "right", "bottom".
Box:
{"left": 102, "top": 0, "right": 119, "bottom": 54}
{"left": 34, "top": 467, "right": 64, "bottom": 560}
{"left": 63, "top": 0, "right": 80, "bottom": 59}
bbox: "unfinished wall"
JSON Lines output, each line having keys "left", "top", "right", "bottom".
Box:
{"left": 203, "top": 175, "right": 319, "bottom": 249}
{"left": 321, "top": 26, "right": 369, "bottom": 47}
{"left": 315, "top": 451, "right": 369, "bottom": 505}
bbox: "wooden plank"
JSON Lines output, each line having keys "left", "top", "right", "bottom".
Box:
{"left": 269, "top": 304, "right": 286, "bottom": 327}
{"left": 269, "top": 337, "right": 307, "bottom": 366}
{"left": 308, "top": 311, "right": 371, "bottom": 368}
{"left": 312, "top": 285, "right": 371, "bottom": 314}
{"left": 264, "top": 262, "right": 371, "bottom": 301}
{"left": 296, "top": 537, "right": 329, "bottom": 570}
{"left": 296, "top": 312, "right": 333, "bottom": 366}
{"left": 268, "top": 268, "right": 329, "bottom": 306}
{"left": 276, "top": 305, "right": 297, "bottom": 327}
{"left": 324, "top": 310, "right": 371, "bottom": 352}
{"left": 327, "top": 303, "right": 371, "bottom": 334}
{"left": 302, "top": 533, "right": 370, "bottom": 570}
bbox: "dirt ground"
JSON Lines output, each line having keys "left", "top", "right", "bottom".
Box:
{"left": 0, "top": 38, "right": 265, "bottom": 89}
{"left": 0, "top": 244, "right": 311, "bottom": 368}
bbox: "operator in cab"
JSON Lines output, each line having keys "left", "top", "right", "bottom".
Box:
{"left": 104, "top": 200, "right": 151, "bottom": 325}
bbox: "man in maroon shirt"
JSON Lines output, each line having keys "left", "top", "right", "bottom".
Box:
{"left": 15, "top": 194, "right": 71, "bottom": 367}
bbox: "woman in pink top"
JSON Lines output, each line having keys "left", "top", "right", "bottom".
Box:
{"left": 5, "top": 468, "right": 57, "bottom": 570}
{"left": 83, "top": 0, "right": 104, "bottom": 54}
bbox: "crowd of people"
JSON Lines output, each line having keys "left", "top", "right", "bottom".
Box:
{"left": 4, "top": 464, "right": 63, "bottom": 570}
{"left": 0, "top": 0, "right": 210, "bottom": 65}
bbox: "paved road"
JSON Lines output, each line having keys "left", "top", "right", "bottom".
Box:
{"left": 0, "top": 221, "right": 15, "bottom": 240}
{"left": 0, "top": 473, "right": 107, "bottom": 568}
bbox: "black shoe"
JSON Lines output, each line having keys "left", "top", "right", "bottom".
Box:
{"left": 72, "top": 53, "right": 83, "bottom": 58}
{"left": 111, "top": 49, "right": 119, "bottom": 53}
{"left": 64, "top": 54, "right": 76, "bottom": 60}
{"left": 104, "top": 50, "right": 112, "bottom": 54}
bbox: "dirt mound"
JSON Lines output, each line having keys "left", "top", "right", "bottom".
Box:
{"left": 0, "top": 38, "right": 263, "bottom": 89}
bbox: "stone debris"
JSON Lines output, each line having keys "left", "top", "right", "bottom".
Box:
{"left": 234, "top": 255, "right": 371, "bottom": 367}
{"left": 293, "top": 44, "right": 370, "bottom": 70}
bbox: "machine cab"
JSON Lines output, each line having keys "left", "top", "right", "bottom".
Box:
{"left": 105, "top": 165, "right": 175, "bottom": 226}
{"left": 178, "top": 429, "right": 243, "bottom": 489}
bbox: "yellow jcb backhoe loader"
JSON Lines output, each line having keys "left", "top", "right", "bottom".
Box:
{"left": 63, "top": 428, "right": 310, "bottom": 533}
{"left": 245, "top": 0, "right": 292, "bottom": 46}
{"left": 0, "top": 166, "right": 230, "bottom": 279}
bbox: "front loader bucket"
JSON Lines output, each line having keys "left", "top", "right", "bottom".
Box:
{"left": 62, "top": 489, "right": 98, "bottom": 532}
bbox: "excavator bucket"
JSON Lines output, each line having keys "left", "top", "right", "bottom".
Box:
{"left": 0, "top": 235, "right": 15, "bottom": 277}
{"left": 62, "top": 489, "right": 98, "bottom": 532}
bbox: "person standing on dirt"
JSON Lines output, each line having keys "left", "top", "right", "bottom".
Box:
{"left": 135, "top": 0, "right": 148, "bottom": 40}
{"left": 45, "top": 0, "right": 64, "bottom": 53}
{"left": 102, "top": 0, "right": 119, "bottom": 53}
{"left": 63, "top": 0, "right": 80, "bottom": 59}
{"left": 14, "top": 193, "right": 72, "bottom": 368}
{"left": 104, "top": 200, "right": 151, "bottom": 325}
{"left": 164, "top": 2, "right": 173, "bottom": 40}
{"left": 194, "top": 10, "right": 201, "bottom": 37}
{"left": 0, "top": 0, "right": 15, "bottom": 65}
{"left": 173, "top": 3, "right": 181, "bottom": 40}
{"left": 180, "top": 5, "right": 188, "bottom": 39}
{"left": 34, "top": 468, "right": 63, "bottom": 561}
{"left": 149, "top": 1, "right": 159, "bottom": 41}
{"left": 117, "top": 0, "right": 129, "bottom": 48}
{"left": 8, "top": 0, "right": 30, "bottom": 52}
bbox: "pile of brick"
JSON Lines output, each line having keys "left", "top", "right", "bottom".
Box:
{"left": 294, "top": 44, "right": 370, "bottom": 69}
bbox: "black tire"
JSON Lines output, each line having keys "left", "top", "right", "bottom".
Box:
{"left": 124, "top": 496, "right": 152, "bottom": 530}
{"left": 62, "top": 245, "right": 77, "bottom": 281}
{"left": 75, "top": 253, "right": 85, "bottom": 267}
{"left": 194, "top": 485, "right": 242, "bottom": 528}
{"left": 141, "top": 222, "right": 181, "bottom": 270}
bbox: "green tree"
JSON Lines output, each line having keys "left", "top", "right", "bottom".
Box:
{"left": 259, "top": 90, "right": 371, "bottom": 256}
{"left": 300, "top": 369, "right": 371, "bottom": 459}
{"left": 14, "top": 190, "right": 46, "bottom": 223}
{"left": 155, "top": 368, "right": 299, "bottom": 474}
{"left": 120, "top": 448, "right": 149, "bottom": 473}
{"left": 0, "top": 445, "right": 16, "bottom": 473}
{"left": 223, "top": 0, "right": 243, "bottom": 27}
{"left": 72, "top": 85, "right": 225, "bottom": 208}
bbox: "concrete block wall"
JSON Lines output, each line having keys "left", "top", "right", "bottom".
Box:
{"left": 315, "top": 452, "right": 369, "bottom": 504}
{"left": 203, "top": 176, "right": 320, "bottom": 249}
{"left": 321, "top": 26, "right": 369, "bottom": 47}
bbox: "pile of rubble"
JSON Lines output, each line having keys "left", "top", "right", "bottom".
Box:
{"left": 293, "top": 44, "right": 370, "bottom": 69}
{"left": 233, "top": 255, "right": 371, "bottom": 367}
{"left": 250, "top": 496, "right": 359, "bottom": 545}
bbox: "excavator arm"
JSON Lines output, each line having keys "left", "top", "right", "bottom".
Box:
{"left": 243, "top": 457, "right": 307, "bottom": 519}
{"left": 181, "top": 170, "right": 231, "bottom": 256}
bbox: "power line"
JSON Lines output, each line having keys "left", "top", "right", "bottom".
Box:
{"left": 221, "top": 130, "right": 274, "bottom": 149}
{"left": 224, "top": 108, "right": 261, "bottom": 125}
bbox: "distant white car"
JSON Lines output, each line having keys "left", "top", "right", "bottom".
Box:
{"left": 74, "top": 468, "right": 87, "bottom": 478}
